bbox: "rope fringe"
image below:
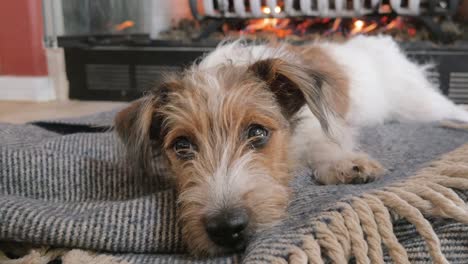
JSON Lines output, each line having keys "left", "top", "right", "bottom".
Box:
{"left": 0, "top": 247, "right": 129, "bottom": 264}
{"left": 285, "top": 143, "right": 468, "bottom": 264}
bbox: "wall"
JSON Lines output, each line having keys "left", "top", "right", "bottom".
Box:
{"left": 0, "top": 0, "right": 56, "bottom": 101}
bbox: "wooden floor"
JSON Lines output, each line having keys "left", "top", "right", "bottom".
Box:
{"left": 0, "top": 100, "right": 127, "bottom": 124}
{"left": 2, "top": 100, "right": 467, "bottom": 125}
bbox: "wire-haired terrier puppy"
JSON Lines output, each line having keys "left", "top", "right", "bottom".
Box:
{"left": 114, "top": 36, "right": 468, "bottom": 256}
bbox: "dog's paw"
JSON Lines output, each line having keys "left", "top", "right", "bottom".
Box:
{"left": 314, "top": 153, "right": 385, "bottom": 185}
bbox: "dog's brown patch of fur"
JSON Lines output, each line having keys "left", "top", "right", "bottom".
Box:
{"left": 292, "top": 45, "right": 350, "bottom": 117}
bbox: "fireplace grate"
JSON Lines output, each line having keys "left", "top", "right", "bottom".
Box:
{"left": 86, "top": 64, "right": 131, "bottom": 91}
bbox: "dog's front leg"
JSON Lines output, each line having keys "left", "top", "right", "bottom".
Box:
{"left": 312, "top": 151, "right": 385, "bottom": 185}
{"left": 291, "top": 115, "right": 384, "bottom": 185}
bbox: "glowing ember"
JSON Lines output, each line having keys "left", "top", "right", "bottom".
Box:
{"left": 407, "top": 28, "right": 417, "bottom": 36}
{"left": 115, "top": 20, "right": 135, "bottom": 31}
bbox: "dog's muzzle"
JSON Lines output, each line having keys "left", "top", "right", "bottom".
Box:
{"left": 204, "top": 208, "right": 249, "bottom": 250}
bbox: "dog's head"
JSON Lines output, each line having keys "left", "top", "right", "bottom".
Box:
{"left": 114, "top": 55, "right": 333, "bottom": 255}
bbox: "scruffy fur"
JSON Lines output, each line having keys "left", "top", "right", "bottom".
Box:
{"left": 114, "top": 36, "right": 468, "bottom": 256}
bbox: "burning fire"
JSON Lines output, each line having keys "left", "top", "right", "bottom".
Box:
{"left": 114, "top": 20, "right": 135, "bottom": 31}
{"left": 350, "top": 19, "right": 380, "bottom": 35}
{"left": 243, "top": 18, "right": 293, "bottom": 37}
{"left": 241, "top": 5, "right": 288, "bottom": 37}
{"left": 230, "top": 4, "right": 421, "bottom": 41}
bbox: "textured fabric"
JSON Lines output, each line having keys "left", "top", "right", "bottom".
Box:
{"left": 1, "top": 110, "right": 468, "bottom": 263}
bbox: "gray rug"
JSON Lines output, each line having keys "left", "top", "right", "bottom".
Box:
{"left": 1, "top": 109, "right": 468, "bottom": 263}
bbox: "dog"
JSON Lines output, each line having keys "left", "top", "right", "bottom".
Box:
{"left": 114, "top": 35, "right": 468, "bottom": 256}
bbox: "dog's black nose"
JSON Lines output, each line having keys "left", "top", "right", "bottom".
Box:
{"left": 205, "top": 208, "right": 249, "bottom": 249}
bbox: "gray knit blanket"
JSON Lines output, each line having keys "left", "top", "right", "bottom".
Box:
{"left": 2, "top": 108, "right": 468, "bottom": 264}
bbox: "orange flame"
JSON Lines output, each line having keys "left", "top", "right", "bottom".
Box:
{"left": 331, "top": 18, "right": 342, "bottom": 32}
{"left": 245, "top": 18, "right": 278, "bottom": 31}
{"left": 385, "top": 17, "right": 403, "bottom": 30}
{"left": 243, "top": 17, "right": 292, "bottom": 38}
{"left": 350, "top": 20, "right": 365, "bottom": 34}
{"left": 115, "top": 20, "right": 135, "bottom": 31}
{"left": 354, "top": 20, "right": 365, "bottom": 30}
{"left": 362, "top": 23, "right": 378, "bottom": 33}
{"left": 350, "top": 20, "right": 379, "bottom": 35}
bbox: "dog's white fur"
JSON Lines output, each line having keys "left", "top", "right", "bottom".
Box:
{"left": 200, "top": 36, "right": 468, "bottom": 183}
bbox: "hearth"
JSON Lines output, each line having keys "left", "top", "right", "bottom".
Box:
{"left": 46, "top": 0, "right": 468, "bottom": 102}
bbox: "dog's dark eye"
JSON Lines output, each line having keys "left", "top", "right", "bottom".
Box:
{"left": 173, "top": 137, "right": 196, "bottom": 160}
{"left": 247, "top": 124, "right": 270, "bottom": 148}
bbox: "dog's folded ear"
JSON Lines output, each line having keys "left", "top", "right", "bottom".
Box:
{"left": 249, "top": 58, "right": 334, "bottom": 133}
{"left": 114, "top": 96, "right": 161, "bottom": 173}
{"left": 114, "top": 81, "right": 178, "bottom": 174}
{"left": 114, "top": 98, "right": 148, "bottom": 145}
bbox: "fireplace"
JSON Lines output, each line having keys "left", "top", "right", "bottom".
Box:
{"left": 186, "top": 0, "right": 461, "bottom": 43}
{"left": 44, "top": 0, "right": 468, "bottom": 102}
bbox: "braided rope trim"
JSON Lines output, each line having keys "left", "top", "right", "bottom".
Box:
{"left": 0, "top": 247, "right": 129, "bottom": 264}
{"left": 278, "top": 143, "right": 468, "bottom": 264}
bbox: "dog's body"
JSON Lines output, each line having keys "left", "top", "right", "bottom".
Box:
{"left": 115, "top": 36, "right": 468, "bottom": 255}
{"left": 200, "top": 36, "right": 468, "bottom": 184}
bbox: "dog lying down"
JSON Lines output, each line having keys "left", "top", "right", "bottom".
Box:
{"left": 114, "top": 36, "right": 468, "bottom": 256}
